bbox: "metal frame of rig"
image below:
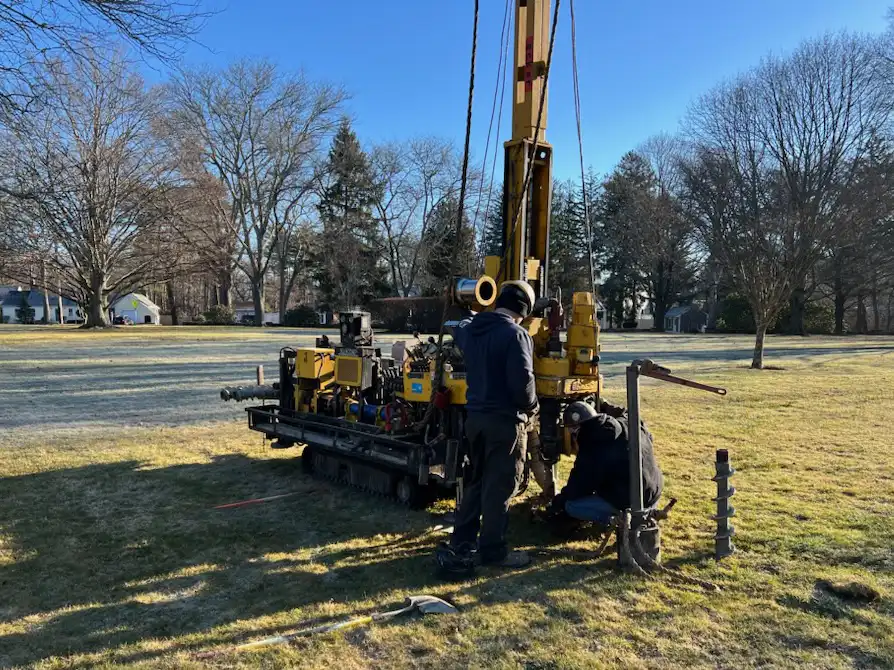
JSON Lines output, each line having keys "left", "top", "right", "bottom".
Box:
{"left": 220, "top": 0, "right": 603, "bottom": 507}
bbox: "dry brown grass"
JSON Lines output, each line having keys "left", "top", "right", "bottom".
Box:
{"left": 0, "top": 329, "right": 893, "bottom": 668}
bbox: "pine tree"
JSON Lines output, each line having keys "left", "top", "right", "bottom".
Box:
{"left": 598, "top": 151, "right": 696, "bottom": 329}
{"left": 420, "top": 196, "right": 476, "bottom": 295}
{"left": 479, "top": 187, "right": 505, "bottom": 258}
{"left": 315, "top": 119, "right": 388, "bottom": 308}
{"left": 598, "top": 153, "right": 655, "bottom": 325}
{"left": 548, "top": 179, "right": 591, "bottom": 304}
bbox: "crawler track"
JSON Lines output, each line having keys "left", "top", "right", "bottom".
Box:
{"left": 301, "top": 445, "right": 430, "bottom": 509}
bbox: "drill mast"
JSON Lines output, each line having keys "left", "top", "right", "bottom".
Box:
{"left": 486, "top": 0, "right": 554, "bottom": 299}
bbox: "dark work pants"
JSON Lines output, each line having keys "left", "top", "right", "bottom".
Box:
{"left": 450, "top": 412, "right": 527, "bottom": 562}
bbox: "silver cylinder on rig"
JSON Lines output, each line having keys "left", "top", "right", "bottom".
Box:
{"left": 453, "top": 275, "right": 497, "bottom": 310}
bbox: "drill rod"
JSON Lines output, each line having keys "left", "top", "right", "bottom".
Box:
{"left": 641, "top": 370, "right": 727, "bottom": 395}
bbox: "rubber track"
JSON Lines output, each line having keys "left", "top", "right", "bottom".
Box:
{"left": 308, "top": 449, "right": 405, "bottom": 504}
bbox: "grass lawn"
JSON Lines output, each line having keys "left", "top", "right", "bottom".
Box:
{"left": 1, "top": 327, "right": 893, "bottom": 668}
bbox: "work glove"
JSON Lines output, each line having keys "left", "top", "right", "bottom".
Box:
{"left": 531, "top": 296, "right": 558, "bottom": 317}
{"left": 524, "top": 401, "right": 540, "bottom": 421}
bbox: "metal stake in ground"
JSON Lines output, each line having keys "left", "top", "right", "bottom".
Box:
{"left": 626, "top": 363, "right": 646, "bottom": 524}
{"left": 713, "top": 449, "right": 735, "bottom": 559}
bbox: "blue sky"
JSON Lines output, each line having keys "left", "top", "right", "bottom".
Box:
{"left": 164, "top": 0, "right": 891, "bottom": 179}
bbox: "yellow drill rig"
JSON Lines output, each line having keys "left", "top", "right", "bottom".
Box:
{"left": 221, "top": 0, "right": 601, "bottom": 507}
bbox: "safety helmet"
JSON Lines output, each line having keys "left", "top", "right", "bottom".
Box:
{"left": 496, "top": 280, "right": 536, "bottom": 318}
{"left": 563, "top": 400, "right": 598, "bottom": 428}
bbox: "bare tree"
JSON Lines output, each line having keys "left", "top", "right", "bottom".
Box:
{"left": 370, "top": 137, "right": 471, "bottom": 297}
{"left": 682, "top": 31, "right": 892, "bottom": 363}
{"left": 154, "top": 140, "right": 238, "bottom": 307}
{"left": 273, "top": 216, "right": 315, "bottom": 322}
{"left": 817, "top": 140, "right": 894, "bottom": 333}
{"left": 751, "top": 33, "right": 891, "bottom": 334}
{"left": 155, "top": 179, "right": 230, "bottom": 323}
{"left": 0, "top": 0, "right": 206, "bottom": 123}
{"left": 680, "top": 143, "right": 793, "bottom": 368}
{"left": 682, "top": 71, "right": 791, "bottom": 368}
{"left": 165, "top": 60, "right": 345, "bottom": 325}
{"left": 1, "top": 49, "right": 175, "bottom": 327}
{"left": 370, "top": 142, "right": 416, "bottom": 295}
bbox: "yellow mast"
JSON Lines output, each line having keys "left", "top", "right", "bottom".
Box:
{"left": 484, "top": 0, "right": 554, "bottom": 299}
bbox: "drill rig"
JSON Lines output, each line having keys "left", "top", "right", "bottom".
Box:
{"left": 220, "top": 0, "right": 601, "bottom": 507}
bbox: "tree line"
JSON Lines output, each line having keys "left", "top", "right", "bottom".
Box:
{"left": 512, "top": 28, "right": 894, "bottom": 368}
{"left": 0, "top": 4, "right": 892, "bottom": 369}
{"left": 0, "top": 48, "right": 484, "bottom": 328}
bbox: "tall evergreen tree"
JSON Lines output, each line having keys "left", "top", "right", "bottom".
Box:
{"left": 598, "top": 151, "right": 695, "bottom": 329}
{"left": 548, "top": 179, "right": 591, "bottom": 305}
{"left": 420, "top": 196, "right": 476, "bottom": 295}
{"left": 315, "top": 119, "right": 388, "bottom": 308}
{"left": 479, "top": 187, "right": 505, "bottom": 259}
{"left": 597, "top": 153, "right": 651, "bottom": 324}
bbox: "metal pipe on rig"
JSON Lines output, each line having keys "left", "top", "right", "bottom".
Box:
{"left": 220, "top": 385, "right": 280, "bottom": 403}
{"left": 453, "top": 275, "right": 498, "bottom": 310}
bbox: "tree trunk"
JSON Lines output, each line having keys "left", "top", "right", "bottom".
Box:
{"left": 871, "top": 272, "right": 880, "bottom": 333}
{"left": 57, "top": 276, "right": 64, "bottom": 325}
{"left": 86, "top": 273, "right": 108, "bottom": 327}
{"left": 787, "top": 284, "right": 807, "bottom": 336}
{"left": 279, "top": 283, "right": 288, "bottom": 323}
{"left": 706, "top": 263, "right": 721, "bottom": 330}
{"left": 751, "top": 322, "right": 767, "bottom": 369}
{"left": 252, "top": 282, "right": 265, "bottom": 327}
{"left": 653, "top": 297, "right": 667, "bottom": 333}
{"left": 855, "top": 295, "right": 868, "bottom": 334}
{"left": 834, "top": 276, "right": 847, "bottom": 335}
{"left": 278, "top": 251, "right": 290, "bottom": 324}
{"left": 218, "top": 270, "right": 232, "bottom": 307}
{"left": 166, "top": 282, "right": 179, "bottom": 326}
{"left": 886, "top": 289, "right": 893, "bottom": 334}
{"left": 40, "top": 261, "right": 51, "bottom": 323}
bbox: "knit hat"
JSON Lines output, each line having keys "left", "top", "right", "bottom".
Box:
{"left": 495, "top": 280, "right": 536, "bottom": 318}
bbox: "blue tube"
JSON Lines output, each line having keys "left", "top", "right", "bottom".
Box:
{"left": 360, "top": 404, "right": 379, "bottom": 423}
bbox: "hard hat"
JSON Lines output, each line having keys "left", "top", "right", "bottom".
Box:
{"left": 563, "top": 401, "right": 598, "bottom": 428}
{"left": 496, "top": 280, "right": 536, "bottom": 318}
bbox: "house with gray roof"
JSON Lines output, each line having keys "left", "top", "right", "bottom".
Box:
{"left": 664, "top": 304, "right": 708, "bottom": 333}
{"left": 0, "top": 289, "right": 82, "bottom": 324}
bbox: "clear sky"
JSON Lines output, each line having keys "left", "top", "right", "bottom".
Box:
{"left": 163, "top": 0, "right": 891, "bottom": 179}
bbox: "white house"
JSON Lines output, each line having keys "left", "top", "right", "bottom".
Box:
{"left": 0, "top": 286, "right": 17, "bottom": 304}
{"left": 1, "top": 289, "right": 82, "bottom": 323}
{"left": 599, "top": 296, "right": 655, "bottom": 330}
{"left": 233, "top": 301, "right": 280, "bottom": 325}
{"left": 110, "top": 293, "right": 161, "bottom": 325}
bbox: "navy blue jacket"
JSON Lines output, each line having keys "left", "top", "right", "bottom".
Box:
{"left": 453, "top": 311, "right": 538, "bottom": 422}
{"left": 554, "top": 414, "right": 663, "bottom": 511}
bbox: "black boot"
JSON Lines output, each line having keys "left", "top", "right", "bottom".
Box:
{"left": 435, "top": 542, "right": 476, "bottom": 581}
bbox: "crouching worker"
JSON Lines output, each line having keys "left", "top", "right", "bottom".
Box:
{"left": 545, "top": 400, "right": 663, "bottom": 528}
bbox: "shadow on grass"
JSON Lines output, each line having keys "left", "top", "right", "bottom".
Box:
{"left": 776, "top": 591, "right": 894, "bottom": 667}
{"left": 777, "top": 585, "right": 890, "bottom": 623}
{"left": 0, "top": 454, "right": 631, "bottom": 667}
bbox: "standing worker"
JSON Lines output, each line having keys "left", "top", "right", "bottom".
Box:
{"left": 436, "top": 280, "right": 538, "bottom": 578}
